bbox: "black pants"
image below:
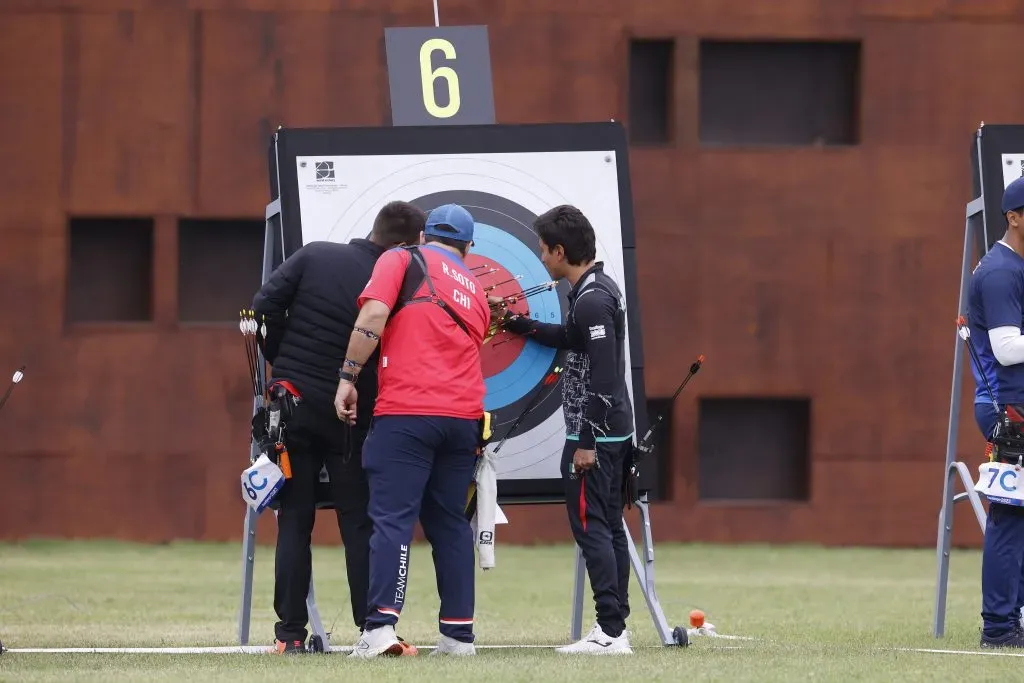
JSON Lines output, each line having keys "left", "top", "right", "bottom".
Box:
{"left": 273, "top": 402, "right": 373, "bottom": 643}
{"left": 562, "top": 439, "right": 631, "bottom": 638}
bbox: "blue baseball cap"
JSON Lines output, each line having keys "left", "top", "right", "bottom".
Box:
{"left": 1003, "top": 176, "right": 1024, "bottom": 214}
{"left": 424, "top": 203, "right": 475, "bottom": 243}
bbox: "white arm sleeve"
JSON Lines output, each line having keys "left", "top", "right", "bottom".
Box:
{"left": 988, "top": 326, "right": 1024, "bottom": 366}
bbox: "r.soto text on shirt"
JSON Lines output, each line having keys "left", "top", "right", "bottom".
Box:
{"left": 442, "top": 261, "right": 477, "bottom": 293}
{"left": 442, "top": 261, "right": 475, "bottom": 310}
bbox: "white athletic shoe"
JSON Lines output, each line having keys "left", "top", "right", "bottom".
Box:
{"left": 347, "top": 625, "right": 408, "bottom": 658}
{"left": 556, "top": 623, "right": 633, "bottom": 655}
{"left": 429, "top": 635, "right": 477, "bottom": 656}
{"left": 585, "top": 621, "right": 631, "bottom": 640}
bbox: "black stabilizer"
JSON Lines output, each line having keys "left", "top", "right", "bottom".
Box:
{"left": 624, "top": 355, "right": 704, "bottom": 508}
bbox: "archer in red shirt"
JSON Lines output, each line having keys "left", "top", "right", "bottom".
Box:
{"left": 357, "top": 244, "right": 489, "bottom": 419}
{"left": 333, "top": 203, "right": 494, "bottom": 658}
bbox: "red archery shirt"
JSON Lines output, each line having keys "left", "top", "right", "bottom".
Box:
{"left": 357, "top": 245, "right": 489, "bottom": 420}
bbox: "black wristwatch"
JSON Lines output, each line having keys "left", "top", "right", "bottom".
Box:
{"left": 338, "top": 369, "right": 358, "bottom": 384}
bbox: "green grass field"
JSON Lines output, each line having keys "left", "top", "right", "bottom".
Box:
{"left": 0, "top": 538, "right": 1016, "bottom": 681}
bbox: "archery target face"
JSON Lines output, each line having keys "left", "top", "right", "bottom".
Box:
{"left": 1003, "top": 153, "right": 1024, "bottom": 188}
{"left": 294, "top": 151, "right": 635, "bottom": 482}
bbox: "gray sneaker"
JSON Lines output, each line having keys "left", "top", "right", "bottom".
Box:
{"left": 429, "top": 635, "right": 476, "bottom": 656}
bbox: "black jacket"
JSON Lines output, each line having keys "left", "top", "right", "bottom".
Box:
{"left": 251, "top": 238, "right": 385, "bottom": 426}
{"left": 504, "top": 262, "right": 635, "bottom": 449}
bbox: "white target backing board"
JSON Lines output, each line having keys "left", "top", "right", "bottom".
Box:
{"left": 1002, "top": 154, "right": 1024, "bottom": 188}
{"left": 266, "top": 123, "right": 653, "bottom": 504}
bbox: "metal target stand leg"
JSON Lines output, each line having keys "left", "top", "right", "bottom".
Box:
{"left": 932, "top": 194, "right": 993, "bottom": 638}
{"left": 570, "top": 493, "right": 685, "bottom": 647}
{"left": 570, "top": 544, "right": 586, "bottom": 639}
{"left": 238, "top": 506, "right": 257, "bottom": 645}
{"left": 304, "top": 558, "right": 330, "bottom": 653}
{"left": 237, "top": 508, "right": 330, "bottom": 653}
{"left": 933, "top": 200, "right": 984, "bottom": 639}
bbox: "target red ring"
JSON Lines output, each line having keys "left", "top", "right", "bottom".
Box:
{"left": 467, "top": 253, "right": 528, "bottom": 377}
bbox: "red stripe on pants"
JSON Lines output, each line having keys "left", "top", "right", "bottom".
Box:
{"left": 579, "top": 476, "right": 587, "bottom": 532}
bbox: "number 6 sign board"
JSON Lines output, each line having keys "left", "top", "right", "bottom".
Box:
{"left": 384, "top": 25, "right": 496, "bottom": 126}
{"left": 975, "top": 461, "right": 1024, "bottom": 507}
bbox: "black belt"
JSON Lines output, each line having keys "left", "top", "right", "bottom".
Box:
{"left": 991, "top": 436, "right": 1024, "bottom": 465}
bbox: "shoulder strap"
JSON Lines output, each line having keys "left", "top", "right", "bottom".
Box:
{"left": 390, "top": 246, "right": 472, "bottom": 337}
{"left": 391, "top": 246, "right": 427, "bottom": 317}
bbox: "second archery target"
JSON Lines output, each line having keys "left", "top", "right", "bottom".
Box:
{"left": 269, "top": 122, "right": 650, "bottom": 502}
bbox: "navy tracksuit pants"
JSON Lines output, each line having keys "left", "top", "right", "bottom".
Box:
{"left": 361, "top": 415, "right": 479, "bottom": 643}
{"left": 562, "top": 439, "right": 632, "bottom": 639}
{"left": 976, "top": 402, "right": 1024, "bottom": 638}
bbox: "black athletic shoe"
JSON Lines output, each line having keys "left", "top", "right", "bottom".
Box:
{"left": 269, "top": 638, "right": 307, "bottom": 654}
{"left": 981, "top": 629, "right": 1024, "bottom": 649}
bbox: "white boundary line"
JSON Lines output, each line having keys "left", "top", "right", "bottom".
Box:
{"left": 896, "top": 647, "right": 1024, "bottom": 658}
{"left": 6, "top": 647, "right": 276, "bottom": 655}
{"left": 0, "top": 644, "right": 630, "bottom": 655}
{"left": 1, "top": 641, "right": 751, "bottom": 655}
{"left": 12, "top": 645, "right": 1008, "bottom": 657}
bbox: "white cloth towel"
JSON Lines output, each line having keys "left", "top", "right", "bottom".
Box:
{"left": 471, "top": 448, "right": 508, "bottom": 569}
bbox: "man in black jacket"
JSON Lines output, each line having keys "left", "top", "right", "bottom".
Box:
{"left": 251, "top": 200, "right": 426, "bottom": 654}
{"left": 496, "top": 205, "right": 635, "bottom": 655}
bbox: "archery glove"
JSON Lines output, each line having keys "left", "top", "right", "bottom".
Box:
{"left": 501, "top": 312, "right": 535, "bottom": 336}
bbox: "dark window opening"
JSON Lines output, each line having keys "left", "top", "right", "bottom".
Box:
{"left": 698, "top": 397, "right": 811, "bottom": 501}
{"left": 628, "top": 38, "right": 674, "bottom": 145}
{"left": 698, "top": 40, "right": 861, "bottom": 146}
{"left": 66, "top": 217, "right": 154, "bottom": 323}
{"left": 178, "top": 218, "right": 265, "bottom": 323}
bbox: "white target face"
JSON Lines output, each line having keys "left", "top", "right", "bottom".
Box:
{"left": 294, "top": 151, "right": 636, "bottom": 482}
{"left": 1003, "top": 154, "right": 1024, "bottom": 188}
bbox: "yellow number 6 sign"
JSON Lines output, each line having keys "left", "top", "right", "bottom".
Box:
{"left": 384, "top": 25, "right": 496, "bottom": 126}
{"left": 419, "top": 38, "right": 461, "bottom": 119}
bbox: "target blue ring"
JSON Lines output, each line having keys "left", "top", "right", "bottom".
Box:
{"left": 473, "top": 222, "right": 559, "bottom": 411}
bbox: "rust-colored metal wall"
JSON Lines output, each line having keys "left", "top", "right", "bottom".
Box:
{"left": 1, "top": 0, "right": 1017, "bottom": 549}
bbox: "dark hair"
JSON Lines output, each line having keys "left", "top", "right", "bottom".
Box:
{"left": 371, "top": 201, "right": 427, "bottom": 246}
{"left": 424, "top": 223, "right": 469, "bottom": 255}
{"left": 533, "top": 205, "right": 596, "bottom": 266}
